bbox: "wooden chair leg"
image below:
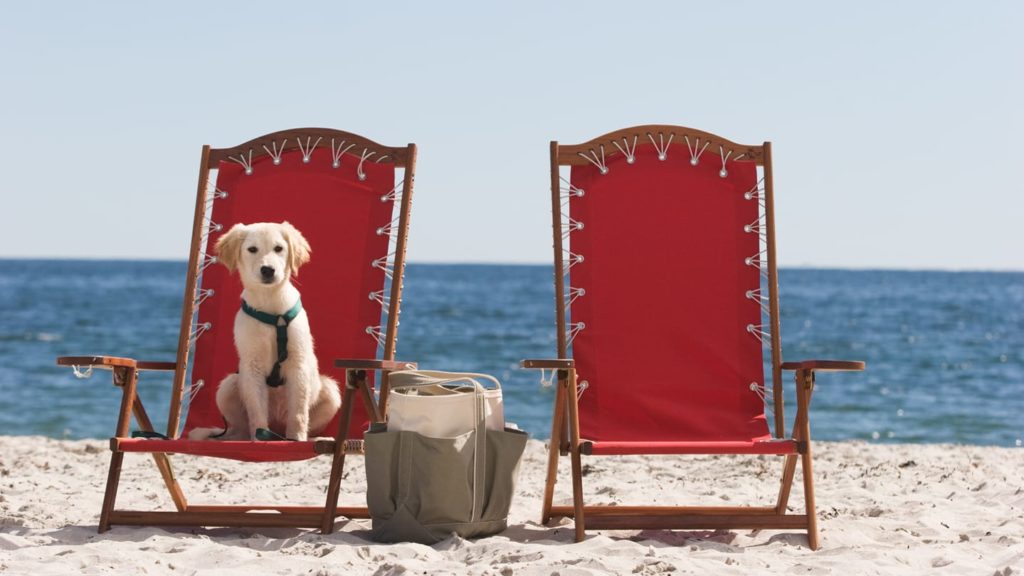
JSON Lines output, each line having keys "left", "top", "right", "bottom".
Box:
{"left": 794, "top": 368, "right": 819, "bottom": 550}
{"left": 802, "top": 448, "right": 819, "bottom": 549}
{"left": 565, "top": 369, "right": 586, "bottom": 542}
{"left": 541, "top": 373, "right": 568, "bottom": 524}
{"left": 131, "top": 397, "right": 187, "bottom": 511}
{"left": 776, "top": 454, "right": 798, "bottom": 512}
{"left": 569, "top": 445, "right": 585, "bottom": 542}
{"left": 99, "top": 366, "right": 137, "bottom": 533}
{"left": 99, "top": 451, "right": 125, "bottom": 533}
{"left": 321, "top": 378, "right": 359, "bottom": 534}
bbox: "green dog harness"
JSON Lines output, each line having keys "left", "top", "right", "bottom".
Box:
{"left": 240, "top": 298, "right": 303, "bottom": 388}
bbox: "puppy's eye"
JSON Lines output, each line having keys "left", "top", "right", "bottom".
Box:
{"left": 247, "top": 246, "right": 258, "bottom": 253}
{"left": 274, "top": 245, "right": 284, "bottom": 253}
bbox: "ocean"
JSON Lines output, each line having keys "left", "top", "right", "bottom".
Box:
{"left": 1, "top": 260, "right": 1021, "bottom": 447}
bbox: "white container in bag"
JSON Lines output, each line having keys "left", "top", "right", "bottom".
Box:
{"left": 386, "top": 371, "right": 504, "bottom": 438}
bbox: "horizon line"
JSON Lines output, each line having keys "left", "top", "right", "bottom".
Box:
{"left": 1, "top": 256, "right": 1021, "bottom": 274}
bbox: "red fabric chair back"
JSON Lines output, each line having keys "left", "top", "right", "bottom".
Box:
{"left": 183, "top": 146, "right": 396, "bottom": 440}
{"left": 568, "top": 143, "right": 770, "bottom": 443}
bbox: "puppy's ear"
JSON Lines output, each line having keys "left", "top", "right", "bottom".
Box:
{"left": 282, "top": 221, "right": 311, "bottom": 276}
{"left": 214, "top": 224, "right": 247, "bottom": 273}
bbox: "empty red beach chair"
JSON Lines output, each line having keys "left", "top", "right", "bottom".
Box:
{"left": 523, "top": 125, "right": 864, "bottom": 548}
{"left": 58, "top": 128, "right": 417, "bottom": 533}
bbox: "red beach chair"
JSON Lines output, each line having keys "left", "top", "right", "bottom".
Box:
{"left": 57, "top": 128, "right": 417, "bottom": 533}
{"left": 523, "top": 125, "right": 864, "bottom": 549}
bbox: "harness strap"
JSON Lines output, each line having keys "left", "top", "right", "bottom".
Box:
{"left": 240, "top": 298, "right": 303, "bottom": 388}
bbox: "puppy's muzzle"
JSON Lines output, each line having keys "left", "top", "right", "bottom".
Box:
{"left": 260, "top": 266, "right": 276, "bottom": 283}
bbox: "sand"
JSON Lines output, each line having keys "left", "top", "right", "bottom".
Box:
{"left": 0, "top": 436, "right": 1022, "bottom": 575}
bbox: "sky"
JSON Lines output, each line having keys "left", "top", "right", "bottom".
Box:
{"left": 0, "top": 1, "right": 1021, "bottom": 270}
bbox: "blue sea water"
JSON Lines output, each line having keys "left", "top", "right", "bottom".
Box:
{"left": 0, "top": 260, "right": 1021, "bottom": 447}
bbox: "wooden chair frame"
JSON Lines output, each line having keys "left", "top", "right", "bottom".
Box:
{"left": 57, "top": 128, "right": 417, "bottom": 534}
{"left": 523, "top": 125, "right": 863, "bottom": 549}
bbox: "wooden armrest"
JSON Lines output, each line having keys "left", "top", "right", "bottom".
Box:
{"left": 57, "top": 355, "right": 137, "bottom": 369}
{"left": 333, "top": 359, "right": 418, "bottom": 371}
{"left": 781, "top": 360, "right": 865, "bottom": 372}
{"left": 521, "top": 359, "right": 575, "bottom": 369}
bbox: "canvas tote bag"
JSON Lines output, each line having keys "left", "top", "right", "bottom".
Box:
{"left": 364, "top": 371, "right": 528, "bottom": 544}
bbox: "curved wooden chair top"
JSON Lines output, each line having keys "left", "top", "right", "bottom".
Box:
{"left": 554, "top": 124, "right": 767, "bottom": 166}
{"left": 207, "top": 127, "right": 414, "bottom": 168}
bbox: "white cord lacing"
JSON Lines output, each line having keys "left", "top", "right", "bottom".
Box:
{"left": 297, "top": 136, "right": 322, "bottom": 164}
{"left": 372, "top": 254, "right": 395, "bottom": 279}
{"left": 366, "top": 325, "right": 386, "bottom": 348}
{"left": 749, "top": 382, "right": 774, "bottom": 412}
{"left": 746, "top": 323, "right": 769, "bottom": 343}
{"left": 743, "top": 217, "right": 764, "bottom": 236}
{"left": 684, "top": 136, "right": 710, "bottom": 166}
{"left": 647, "top": 132, "right": 673, "bottom": 161}
{"left": 189, "top": 322, "right": 212, "bottom": 346}
{"left": 577, "top": 380, "right": 590, "bottom": 399}
{"left": 567, "top": 286, "right": 586, "bottom": 307}
{"left": 262, "top": 140, "right": 287, "bottom": 166}
{"left": 612, "top": 135, "right": 638, "bottom": 164}
{"left": 200, "top": 217, "right": 223, "bottom": 240}
{"left": 198, "top": 253, "right": 219, "bottom": 274}
{"left": 745, "top": 288, "right": 771, "bottom": 314}
{"left": 356, "top": 148, "right": 375, "bottom": 181}
{"left": 204, "top": 188, "right": 228, "bottom": 208}
{"left": 578, "top": 146, "right": 608, "bottom": 175}
{"left": 330, "top": 139, "right": 355, "bottom": 169}
{"left": 380, "top": 182, "right": 403, "bottom": 203}
{"left": 539, "top": 369, "right": 555, "bottom": 388}
{"left": 743, "top": 177, "right": 765, "bottom": 201}
{"left": 566, "top": 322, "right": 586, "bottom": 346}
{"left": 71, "top": 365, "right": 93, "bottom": 379}
{"left": 562, "top": 217, "right": 584, "bottom": 239}
{"left": 230, "top": 149, "right": 254, "bottom": 175}
{"left": 564, "top": 250, "right": 584, "bottom": 271}
{"left": 187, "top": 379, "right": 205, "bottom": 404}
{"left": 194, "top": 288, "right": 215, "bottom": 307}
{"left": 376, "top": 216, "right": 400, "bottom": 238}
{"left": 368, "top": 289, "right": 391, "bottom": 309}
{"left": 745, "top": 249, "right": 769, "bottom": 277}
{"left": 718, "top": 146, "right": 746, "bottom": 178}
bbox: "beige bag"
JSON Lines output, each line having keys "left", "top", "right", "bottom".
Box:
{"left": 386, "top": 371, "right": 505, "bottom": 437}
{"left": 365, "top": 371, "right": 528, "bottom": 544}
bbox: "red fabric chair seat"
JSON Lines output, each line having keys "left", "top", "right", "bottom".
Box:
{"left": 586, "top": 438, "right": 797, "bottom": 456}
{"left": 116, "top": 438, "right": 325, "bottom": 462}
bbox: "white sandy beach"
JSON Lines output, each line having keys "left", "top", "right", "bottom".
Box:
{"left": 0, "top": 436, "right": 1021, "bottom": 575}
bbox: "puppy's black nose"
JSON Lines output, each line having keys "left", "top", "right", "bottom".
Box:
{"left": 260, "top": 266, "right": 276, "bottom": 280}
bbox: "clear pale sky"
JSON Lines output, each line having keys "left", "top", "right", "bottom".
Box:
{"left": 1, "top": 1, "right": 1020, "bottom": 270}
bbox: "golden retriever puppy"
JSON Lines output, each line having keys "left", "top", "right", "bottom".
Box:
{"left": 189, "top": 222, "right": 341, "bottom": 441}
